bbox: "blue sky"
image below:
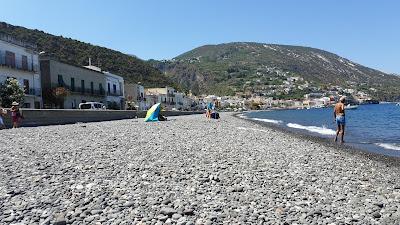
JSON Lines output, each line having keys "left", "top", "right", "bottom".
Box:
{"left": 1, "top": 0, "right": 399, "bottom": 73}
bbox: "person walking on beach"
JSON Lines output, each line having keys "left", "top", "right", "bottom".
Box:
{"left": 11, "top": 102, "right": 23, "bottom": 128}
{"left": 0, "top": 105, "right": 7, "bottom": 129}
{"left": 334, "top": 96, "right": 346, "bottom": 143}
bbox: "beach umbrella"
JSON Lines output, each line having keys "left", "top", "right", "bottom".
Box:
{"left": 144, "top": 103, "right": 161, "bottom": 122}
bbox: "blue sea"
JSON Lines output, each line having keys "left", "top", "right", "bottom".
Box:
{"left": 242, "top": 103, "right": 400, "bottom": 157}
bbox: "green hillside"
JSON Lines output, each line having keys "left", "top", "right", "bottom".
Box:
{"left": 152, "top": 42, "right": 400, "bottom": 100}
{"left": 0, "top": 22, "right": 172, "bottom": 87}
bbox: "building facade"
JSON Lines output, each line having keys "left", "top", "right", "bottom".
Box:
{"left": 104, "top": 72, "right": 125, "bottom": 110}
{"left": 145, "top": 86, "right": 176, "bottom": 110}
{"left": 0, "top": 35, "right": 42, "bottom": 108}
{"left": 124, "top": 83, "right": 146, "bottom": 110}
{"left": 40, "top": 59, "right": 107, "bottom": 109}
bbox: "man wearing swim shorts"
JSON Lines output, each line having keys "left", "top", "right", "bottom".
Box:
{"left": 334, "top": 96, "right": 346, "bottom": 143}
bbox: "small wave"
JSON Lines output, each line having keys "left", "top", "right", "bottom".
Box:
{"left": 251, "top": 118, "right": 283, "bottom": 124}
{"left": 237, "top": 114, "right": 247, "bottom": 119}
{"left": 375, "top": 143, "right": 400, "bottom": 151}
{"left": 286, "top": 123, "right": 336, "bottom": 135}
{"left": 236, "top": 126, "right": 269, "bottom": 133}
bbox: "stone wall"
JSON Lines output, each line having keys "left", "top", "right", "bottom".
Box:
{"left": 1, "top": 109, "right": 203, "bottom": 127}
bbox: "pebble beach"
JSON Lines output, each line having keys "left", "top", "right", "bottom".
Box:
{"left": 0, "top": 113, "right": 399, "bottom": 225}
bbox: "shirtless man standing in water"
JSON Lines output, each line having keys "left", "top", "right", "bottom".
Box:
{"left": 334, "top": 96, "right": 346, "bottom": 143}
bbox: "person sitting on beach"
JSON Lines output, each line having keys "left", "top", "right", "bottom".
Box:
{"left": 11, "top": 102, "right": 23, "bottom": 128}
{"left": 206, "top": 101, "right": 213, "bottom": 119}
{"left": 0, "top": 105, "right": 7, "bottom": 129}
{"left": 334, "top": 96, "right": 346, "bottom": 143}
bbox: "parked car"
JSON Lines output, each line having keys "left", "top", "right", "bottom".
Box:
{"left": 78, "top": 102, "right": 106, "bottom": 110}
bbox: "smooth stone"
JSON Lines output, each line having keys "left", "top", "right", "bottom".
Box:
{"left": 172, "top": 213, "right": 182, "bottom": 220}
{"left": 372, "top": 212, "right": 381, "bottom": 218}
{"left": 160, "top": 207, "right": 177, "bottom": 216}
{"left": 233, "top": 186, "right": 244, "bottom": 192}
{"left": 123, "top": 201, "right": 135, "bottom": 207}
{"left": 91, "top": 209, "right": 103, "bottom": 215}
{"left": 3, "top": 215, "right": 16, "bottom": 222}
{"left": 183, "top": 208, "right": 194, "bottom": 215}
{"left": 39, "top": 218, "right": 51, "bottom": 225}
{"left": 157, "top": 215, "right": 168, "bottom": 222}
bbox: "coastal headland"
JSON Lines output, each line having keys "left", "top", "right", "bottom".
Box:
{"left": 0, "top": 113, "right": 399, "bottom": 224}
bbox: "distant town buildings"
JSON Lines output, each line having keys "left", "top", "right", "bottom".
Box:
{"left": 0, "top": 34, "right": 42, "bottom": 108}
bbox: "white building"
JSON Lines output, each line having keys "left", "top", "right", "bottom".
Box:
{"left": 0, "top": 35, "right": 42, "bottom": 108}
{"left": 175, "top": 92, "right": 184, "bottom": 110}
{"left": 145, "top": 86, "right": 176, "bottom": 110}
{"left": 103, "top": 72, "right": 125, "bottom": 109}
{"left": 124, "top": 83, "right": 146, "bottom": 110}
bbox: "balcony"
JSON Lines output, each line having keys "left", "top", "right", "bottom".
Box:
{"left": 0, "top": 53, "right": 39, "bottom": 73}
{"left": 53, "top": 83, "right": 106, "bottom": 97}
{"left": 107, "top": 91, "right": 124, "bottom": 97}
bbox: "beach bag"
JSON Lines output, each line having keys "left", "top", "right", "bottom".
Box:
{"left": 211, "top": 112, "right": 220, "bottom": 119}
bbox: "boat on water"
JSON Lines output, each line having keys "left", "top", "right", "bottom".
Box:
{"left": 396, "top": 103, "right": 400, "bottom": 106}
{"left": 345, "top": 104, "right": 359, "bottom": 110}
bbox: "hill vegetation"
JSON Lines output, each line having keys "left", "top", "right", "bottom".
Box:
{"left": 152, "top": 42, "right": 400, "bottom": 101}
{"left": 0, "top": 22, "right": 173, "bottom": 87}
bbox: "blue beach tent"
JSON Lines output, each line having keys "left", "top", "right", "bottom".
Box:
{"left": 144, "top": 103, "right": 161, "bottom": 122}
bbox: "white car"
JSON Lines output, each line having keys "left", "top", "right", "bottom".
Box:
{"left": 78, "top": 102, "right": 106, "bottom": 110}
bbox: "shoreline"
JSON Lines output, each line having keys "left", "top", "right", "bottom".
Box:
{"left": 234, "top": 113, "right": 400, "bottom": 166}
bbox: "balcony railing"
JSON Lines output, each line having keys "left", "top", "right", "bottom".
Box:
{"left": 0, "top": 52, "right": 39, "bottom": 73}
{"left": 54, "top": 83, "right": 106, "bottom": 96}
{"left": 107, "top": 91, "right": 124, "bottom": 97}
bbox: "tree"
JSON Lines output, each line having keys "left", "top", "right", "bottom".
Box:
{"left": 53, "top": 87, "right": 70, "bottom": 109}
{"left": 0, "top": 78, "right": 25, "bottom": 108}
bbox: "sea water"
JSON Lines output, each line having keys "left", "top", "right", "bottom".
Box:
{"left": 243, "top": 103, "right": 400, "bottom": 157}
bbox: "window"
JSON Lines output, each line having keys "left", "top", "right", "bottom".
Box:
{"left": 22, "top": 55, "right": 28, "bottom": 70}
{"left": 81, "top": 80, "right": 85, "bottom": 93}
{"left": 80, "top": 103, "right": 91, "bottom": 109}
{"left": 58, "top": 75, "right": 64, "bottom": 87}
{"left": 71, "top": 78, "right": 75, "bottom": 91}
{"left": 23, "top": 79, "right": 29, "bottom": 94}
{"left": 5, "top": 51, "right": 15, "bottom": 68}
{"left": 113, "top": 84, "right": 117, "bottom": 94}
{"left": 99, "top": 83, "right": 104, "bottom": 95}
{"left": 90, "top": 82, "right": 94, "bottom": 94}
{"left": 107, "top": 83, "right": 111, "bottom": 94}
